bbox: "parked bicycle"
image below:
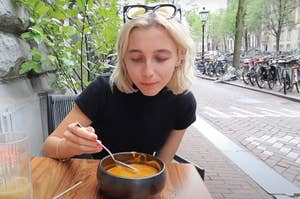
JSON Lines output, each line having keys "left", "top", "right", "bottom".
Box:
{"left": 241, "top": 58, "right": 256, "bottom": 86}
{"left": 255, "top": 57, "right": 277, "bottom": 89}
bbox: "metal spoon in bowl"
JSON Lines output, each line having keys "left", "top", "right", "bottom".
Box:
{"left": 75, "top": 123, "right": 139, "bottom": 173}
{"left": 98, "top": 140, "right": 139, "bottom": 173}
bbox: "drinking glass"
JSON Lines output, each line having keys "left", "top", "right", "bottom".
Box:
{"left": 0, "top": 133, "right": 33, "bottom": 199}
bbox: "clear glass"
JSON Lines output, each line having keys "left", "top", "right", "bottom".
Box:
{"left": 0, "top": 133, "right": 33, "bottom": 199}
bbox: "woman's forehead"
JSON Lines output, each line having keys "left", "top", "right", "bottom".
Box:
{"left": 127, "top": 26, "right": 177, "bottom": 51}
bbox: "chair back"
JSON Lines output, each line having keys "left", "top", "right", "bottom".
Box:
{"left": 47, "top": 94, "right": 77, "bottom": 135}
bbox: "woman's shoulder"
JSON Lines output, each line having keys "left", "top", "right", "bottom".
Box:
{"left": 173, "top": 90, "right": 196, "bottom": 110}
{"left": 175, "top": 90, "right": 195, "bottom": 101}
{"left": 91, "top": 75, "right": 111, "bottom": 89}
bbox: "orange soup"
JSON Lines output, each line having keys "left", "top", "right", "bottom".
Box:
{"left": 107, "top": 163, "right": 158, "bottom": 178}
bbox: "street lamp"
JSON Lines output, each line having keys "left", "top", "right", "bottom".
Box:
{"left": 199, "top": 7, "right": 209, "bottom": 61}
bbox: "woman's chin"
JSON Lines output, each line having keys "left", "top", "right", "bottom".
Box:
{"left": 139, "top": 88, "right": 161, "bottom": 96}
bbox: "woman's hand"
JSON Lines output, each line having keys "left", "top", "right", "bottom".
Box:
{"left": 61, "top": 123, "right": 103, "bottom": 156}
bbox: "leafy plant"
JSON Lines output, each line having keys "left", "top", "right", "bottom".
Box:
{"left": 15, "top": 0, "right": 121, "bottom": 94}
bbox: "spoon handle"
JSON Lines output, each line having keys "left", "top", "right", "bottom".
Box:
{"left": 75, "top": 122, "right": 138, "bottom": 172}
{"left": 98, "top": 141, "right": 138, "bottom": 172}
{"left": 97, "top": 141, "right": 115, "bottom": 161}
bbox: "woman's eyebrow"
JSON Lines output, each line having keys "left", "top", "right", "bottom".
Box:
{"left": 128, "top": 49, "right": 142, "bottom": 53}
{"left": 155, "top": 49, "right": 172, "bottom": 54}
{"left": 127, "top": 49, "right": 172, "bottom": 54}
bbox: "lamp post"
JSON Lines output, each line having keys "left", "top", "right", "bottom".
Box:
{"left": 199, "top": 7, "right": 209, "bottom": 61}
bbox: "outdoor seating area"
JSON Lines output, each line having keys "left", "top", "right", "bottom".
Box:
{"left": 47, "top": 93, "right": 205, "bottom": 180}
{"left": 1, "top": 0, "right": 300, "bottom": 198}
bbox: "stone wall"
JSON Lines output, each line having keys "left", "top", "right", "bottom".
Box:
{"left": 0, "top": 0, "right": 48, "bottom": 155}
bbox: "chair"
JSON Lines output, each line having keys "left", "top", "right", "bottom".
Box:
{"left": 46, "top": 94, "right": 205, "bottom": 180}
{"left": 47, "top": 94, "right": 77, "bottom": 135}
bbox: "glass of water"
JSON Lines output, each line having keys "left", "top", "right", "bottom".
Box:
{"left": 0, "top": 133, "right": 33, "bottom": 199}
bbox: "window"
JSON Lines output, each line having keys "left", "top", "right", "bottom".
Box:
{"left": 287, "top": 29, "right": 292, "bottom": 41}
{"left": 298, "top": 7, "right": 300, "bottom": 23}
{"left": 281, "top": 30, "right": 285, "bottom": 41}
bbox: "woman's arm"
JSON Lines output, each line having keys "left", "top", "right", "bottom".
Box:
{"left": 42, "top": 104, "right": 102, "bottom": 160}
{"left": 156, "top": 129, "right": 186, "bottom": 163}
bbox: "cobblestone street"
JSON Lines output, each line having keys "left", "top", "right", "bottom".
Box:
{"left": 177, "top": 77, "right": 300, "bottom": 199}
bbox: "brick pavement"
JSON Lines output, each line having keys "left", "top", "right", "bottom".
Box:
{"left": 177, "top": 75, "right": 300, "bottom": 199}
{"left": 177, "top": 126, "right": 273, "bottom": 199}
{"left": 223, "top": 78, "right": 300, "bottom": 188}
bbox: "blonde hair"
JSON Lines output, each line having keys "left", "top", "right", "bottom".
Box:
{"left": 110, "top": 12, "right": 195, "bottom": 94}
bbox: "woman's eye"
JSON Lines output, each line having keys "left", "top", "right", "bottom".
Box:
{"left": 130, "top": 58, "right": 144, "bottom": 62}
{"left": 155, "top": 57, "right": 169, "bottom": 62}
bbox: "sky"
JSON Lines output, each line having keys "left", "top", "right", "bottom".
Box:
{"left": 120, "top": 0, "right": 228, "bottom": 12}
{"left": 179, "top": 0, "right": 228, "bottom": 12}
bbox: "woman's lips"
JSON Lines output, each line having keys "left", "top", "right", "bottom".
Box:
{"left": 141, "top": 82, "right": 158, "bottom": 86}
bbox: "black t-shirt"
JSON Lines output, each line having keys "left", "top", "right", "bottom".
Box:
{"left": 75, "top": 76, "right": 196, "bottom": 159}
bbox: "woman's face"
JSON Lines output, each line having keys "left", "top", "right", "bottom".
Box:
{"left": 124, "top": 26, "right": 180, "bottom": 96}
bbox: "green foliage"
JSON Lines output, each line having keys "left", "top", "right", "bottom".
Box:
{"left": 207, "top": 10, "right": 228, "bottom": 41}
{"left": 185, "top": 11, "right": 202, "bottom": 42}
{"left": 244, "top": 0, "right": 264, "bottom": 32}
{"left": 224, "top": 0, "right": 239, "bottom": 36}
{"left": 15, "top": 0, "right": 121, "bottom": 93}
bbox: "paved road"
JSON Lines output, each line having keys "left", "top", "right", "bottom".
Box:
{"left": 177, "top": 77, "right": 300, "bottom": 199}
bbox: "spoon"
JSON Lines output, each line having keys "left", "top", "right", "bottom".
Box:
{"left": 75, "top": 123, "right": 139, "bottom": 173}
{"left": 97, "top": 140, "right": 139, "bottom": 173}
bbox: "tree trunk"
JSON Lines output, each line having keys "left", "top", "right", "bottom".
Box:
{"left": 233, "top": 0, "right": 245, "bottom": 68}
{"left": 244, "top": 28, "right": 248, "bottom": 52}
{"left": 223, "top": 36, "right": 227, "bottom": 52}
{"left": 276, "top": 32, "right": 280, "bottom": 52}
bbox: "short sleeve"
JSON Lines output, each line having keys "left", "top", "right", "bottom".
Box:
{"left": 174, "top": 91, "right": 197, "bottom": 130}
{"left": 75, "top": 76, "right": 109, "bottom": 122}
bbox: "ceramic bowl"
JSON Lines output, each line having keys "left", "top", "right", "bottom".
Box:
{"left": 97, "top": 152, "right": 166, "bottom": 199}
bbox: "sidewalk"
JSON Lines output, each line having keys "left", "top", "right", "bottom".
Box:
{"left": 176, "top": 74, "right": 300, "bottom": 199}
{"left": 177, "top": 126, "right": 273, "bottom": 199}
{"left": 201, "top": 74, "right": 300, "bottom": 103}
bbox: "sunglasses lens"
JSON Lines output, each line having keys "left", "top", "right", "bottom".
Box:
{"left": 156, "top": 6, "right": 176, "bottom": 18}
{"left": 123, "top": 4, "right": 181, "bottom": 23}
{"left": 127, "top": 7, "right": 147, "bottom": 19}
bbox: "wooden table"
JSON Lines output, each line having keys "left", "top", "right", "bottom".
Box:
{"left": 31, "top": 157, "right": 212, "bottom": 199}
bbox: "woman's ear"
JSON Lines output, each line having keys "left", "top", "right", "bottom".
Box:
{"left": 176, "top": 49, "right": 186, "bottom": 67}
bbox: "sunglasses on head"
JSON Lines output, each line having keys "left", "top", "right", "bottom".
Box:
{"left": 123, "top": 4, "right": 182, "bottom": 23}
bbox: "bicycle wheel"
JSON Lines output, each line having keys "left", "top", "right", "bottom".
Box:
{"left": 249, "top": 68, "right": 256, "bottom": 86}
{"left": 295, "top": 82, "right": 300, "bottom": 93}
{"left": 242, "top": 70, "right": 249, "bottom": 85}
{"left": 255, "top": 67, "right": 265, "bottom": 88}
{"left": 282, "top": 70, "right": 291, "bottom": 95}
{"left": 268, "top": 67, "right": 276, "bottom": 89}
{"left": 268, "top": 78, "right": 275, "bottom": 89}
{"left": 276, "top": 66, "right": 282, "bottom": 85}
{"left": 206, "top": 63, "right": 214, "bottom": 76}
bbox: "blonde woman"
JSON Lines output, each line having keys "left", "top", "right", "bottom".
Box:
{"left": 42, "top": 3, "right": 196, "bottom": 163}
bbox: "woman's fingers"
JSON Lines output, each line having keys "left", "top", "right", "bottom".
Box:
{"left": 68, "top": 123, "right": 97, "bottom": 141}
{"left": 64, "top": 138, "right": 101, "bottom": 154}
{"left": 63, "top": 123, "right": 103, "bottom": 154}
{"left": 63, "top": 130, "right": 97, "bottom": 147}
{"left": 86, "top": 126, "right": 95, "bottom": 134}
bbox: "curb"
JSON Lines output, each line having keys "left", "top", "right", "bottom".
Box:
{"left": 197, "top": 74, "right": 300, "bottom": 103}
{"left": 223, "top": 81, "right": 300, "bottom": 103}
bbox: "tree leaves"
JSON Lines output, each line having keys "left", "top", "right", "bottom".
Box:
{"left": 16, "top": 0, "right": 121, "bottom": 93}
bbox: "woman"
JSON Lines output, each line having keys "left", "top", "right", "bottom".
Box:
{"left": 42, "top": 3, "right": 196, "bottom": 163}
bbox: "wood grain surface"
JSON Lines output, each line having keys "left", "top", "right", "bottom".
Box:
{"left": 31, "top": 157, "right": 212, "bottom": 199}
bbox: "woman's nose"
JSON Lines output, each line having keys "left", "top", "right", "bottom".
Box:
{"left": 142, "top": 60, "right": 155, "bottom": 77}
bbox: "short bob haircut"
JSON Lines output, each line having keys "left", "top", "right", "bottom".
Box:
{"left": 110, "top": 12, "right": 195, "bottom": 95}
